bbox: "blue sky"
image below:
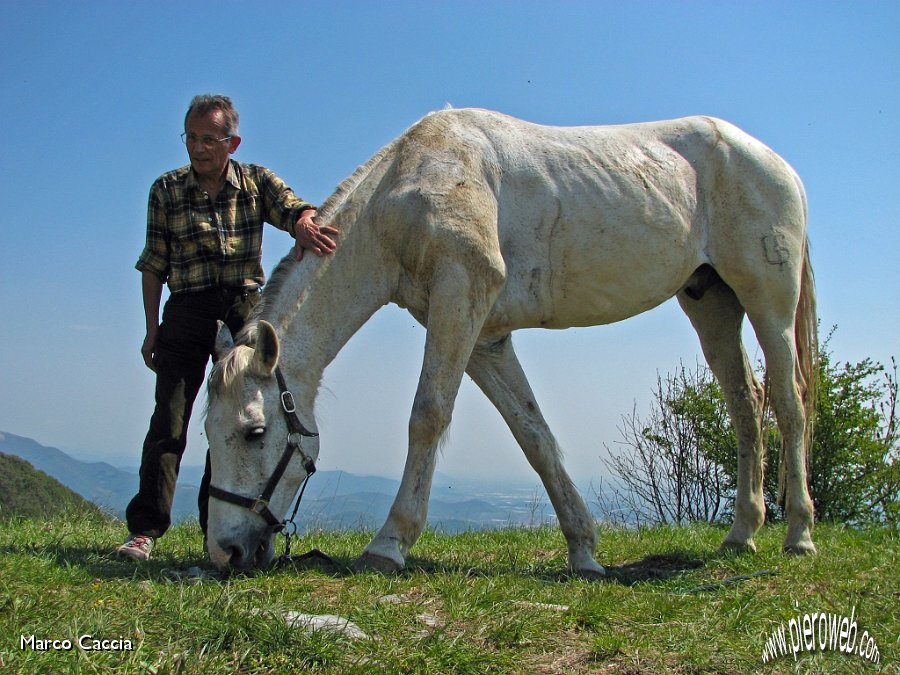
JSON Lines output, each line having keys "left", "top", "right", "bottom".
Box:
{"left": 0, "top": 1, "right": 896, "bottom": 486}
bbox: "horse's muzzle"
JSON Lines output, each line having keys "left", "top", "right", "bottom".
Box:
{"left": 209, "top": 531, "right": 275, "bottom": 571}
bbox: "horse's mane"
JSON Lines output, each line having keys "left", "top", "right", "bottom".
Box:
{"left": 208, "top": 135, "right": 404, "bottom": 403}
{"left": 259, "top": 135, "right": 402, "bottom": 312}
{"left": 316, "top": 137, "right": 400, "bottom": 222}
{"left": 207, "top": 344, "right": 256, "bottom": 407}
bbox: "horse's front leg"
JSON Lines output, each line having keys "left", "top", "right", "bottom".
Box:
{"left": 353, "top": 391, "right": 447, "bottom": 573}
{"left": 355, "top": 262, "right": 503, "bottom": 573}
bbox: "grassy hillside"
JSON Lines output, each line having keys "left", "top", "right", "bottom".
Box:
{"left": 0, "top": 516, "right": 895, "bottom": 673}
{"left": 0, "top": 453, "right": 105, "bottom": 521}
{"left": 0, "top": 431, "right": 203, "bottom": 520}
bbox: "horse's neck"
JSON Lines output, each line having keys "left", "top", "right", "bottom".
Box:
{"left": 263, "top": 213, "right": 392, "bottom": 410}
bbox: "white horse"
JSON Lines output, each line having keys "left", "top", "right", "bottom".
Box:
{"left": 204, "top": 108, "right": 817, "bottom": 576}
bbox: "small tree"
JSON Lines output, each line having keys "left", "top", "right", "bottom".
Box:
{"left": 762, "top": 345, "right": 898, "bottom": 527}
{"left": 600, "top": 364, "right": 734, "bottom": 525}
{"left": 600, "top": 330, "right": 898, "bottom": 529}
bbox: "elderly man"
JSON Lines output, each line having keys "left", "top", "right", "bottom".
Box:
{"left": 117, "top": 95, "right": 338, "bottom": 561}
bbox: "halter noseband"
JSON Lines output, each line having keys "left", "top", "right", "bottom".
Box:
{"left": 208, "top": 366, "right": 318, "bottom": 529}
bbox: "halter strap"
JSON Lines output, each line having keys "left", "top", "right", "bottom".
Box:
{"left": 274, "top": 368, "right": 319, "bottom": 446}
{"left": 208, "top": 366, "right": 317, "bottom": 529}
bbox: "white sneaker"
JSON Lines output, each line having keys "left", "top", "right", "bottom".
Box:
{"left": 116, "top": 533, "right": 155, "bottom": 561}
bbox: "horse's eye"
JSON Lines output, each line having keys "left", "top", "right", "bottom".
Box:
{"left": 245, "top": 426, "right": 266, "bottom": 441}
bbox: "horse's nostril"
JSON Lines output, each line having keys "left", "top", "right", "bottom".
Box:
{"left": 226, "top": 545, "right": 245, "bottom": 567}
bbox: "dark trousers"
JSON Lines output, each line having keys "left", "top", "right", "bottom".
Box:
{"left": 125, "top": 287, "right": 260, "bottom": 538}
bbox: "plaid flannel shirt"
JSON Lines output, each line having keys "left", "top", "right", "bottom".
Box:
{"left": 136, "top": 160, "right": 315, "bottom": 293}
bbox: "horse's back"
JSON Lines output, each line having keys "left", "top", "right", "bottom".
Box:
{"left": 388, "top": 109, "right": 807, "bottom": 331}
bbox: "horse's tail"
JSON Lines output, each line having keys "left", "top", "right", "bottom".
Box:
{"left": 778, "top": 237, "right": 818, "bottom": 506}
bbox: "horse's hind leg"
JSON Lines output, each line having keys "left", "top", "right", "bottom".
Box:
{"left": 743, "top": 303, "right": 816, "bottom": 555}
{"left": 677, "top": 280, "right": 767, "bottom": 552}
{"left": 467, "top": 334, "right": 604, "bottom": 578}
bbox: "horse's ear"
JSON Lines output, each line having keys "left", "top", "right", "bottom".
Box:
{"left": 253, "top": 320, "right": 280, "bottom": 375}
{"left": 214, "top": 321, "right": 235, "bottom": 358}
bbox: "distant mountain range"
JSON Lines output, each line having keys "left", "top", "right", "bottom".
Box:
{"left": 0, "top": 431, "right": 199, "bottom": 520}
{"left": 0, "top": 431, "right": 567, "bottom": 531}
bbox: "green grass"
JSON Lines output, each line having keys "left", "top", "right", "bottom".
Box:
{"left": 0, "top": 510, "right": 896, "bottom": 673}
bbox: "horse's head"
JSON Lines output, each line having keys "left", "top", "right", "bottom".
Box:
{"left": 204, "top": 320, "right": 319, "bottom": 572}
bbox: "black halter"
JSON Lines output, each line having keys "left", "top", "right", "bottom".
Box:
{"left": 208, "top": 367, "right": 318, "bottom": 530}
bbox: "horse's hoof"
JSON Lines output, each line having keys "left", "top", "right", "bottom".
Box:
{"left": 353, "top": 552, "right": 404, "bottom": 574}
{"left": 783, "top": 541, "right": 817, "bottom": 556}
{"left": 574, "top": 565, "right": 606, "bottom": 581}
{"left": 719, "top": 539, "right": 757, "bottom": 554}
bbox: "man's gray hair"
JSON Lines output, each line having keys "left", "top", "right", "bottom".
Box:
{"left": 185, "top": 94, "right": 239, "bottom": 136}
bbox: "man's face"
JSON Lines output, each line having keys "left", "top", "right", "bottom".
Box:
{"left": 184, "top": 108, "right": 241, "bottom": 184}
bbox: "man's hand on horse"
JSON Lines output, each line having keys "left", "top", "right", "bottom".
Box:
{"left": 293, "top": 210, "right": 339, "bottom": 260}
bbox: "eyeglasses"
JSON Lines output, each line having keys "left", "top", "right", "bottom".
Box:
{"left": 180, "top": 132, "right": 233, "bottom": 148}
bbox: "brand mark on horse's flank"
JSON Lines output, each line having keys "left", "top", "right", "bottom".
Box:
{"left": 763, "top": 232, "right": 791, "bottom": 267}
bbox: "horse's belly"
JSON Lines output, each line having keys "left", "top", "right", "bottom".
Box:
{"left": 489, "top": 217, "right": 701, "bottom": 331}
{"left": 490, "top": 266, "right": 685, "bottom": 331}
